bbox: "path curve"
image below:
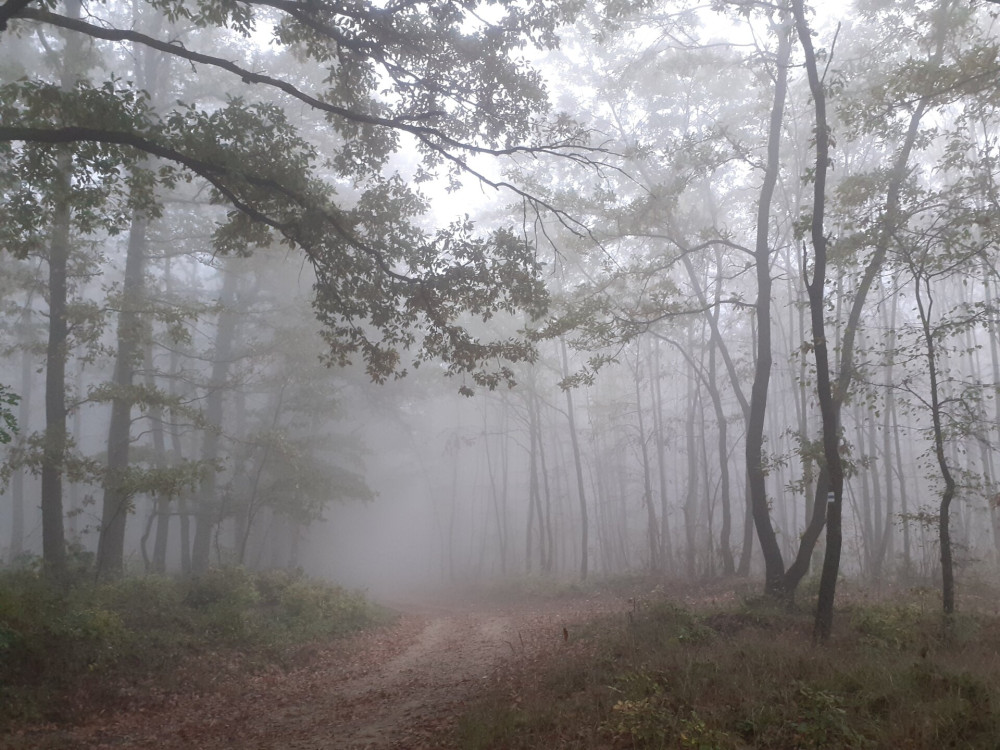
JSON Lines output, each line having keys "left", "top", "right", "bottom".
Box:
{"left": 8, "top": 592, "right": 623, "bottom": 749}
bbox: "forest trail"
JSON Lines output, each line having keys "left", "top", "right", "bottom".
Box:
{"left": 9, "top": 590, "right": 623, "bottom": 749}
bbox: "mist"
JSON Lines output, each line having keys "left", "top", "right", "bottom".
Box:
{"left": 2, "top": 0, "right": 1000, "bottom": 642}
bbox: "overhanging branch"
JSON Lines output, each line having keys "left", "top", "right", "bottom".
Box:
{"left": 14, "top": 7, "right": 607, "bottom": 167}
{"left": 0, "top": 124, "right": 416, "bottom": 284}
{"left": 0, "top": 0, "right": 34, "bottom": 32}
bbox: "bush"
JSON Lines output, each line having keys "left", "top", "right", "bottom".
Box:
{"left": 0, "top": 566, "right": 383, "bottom": 728}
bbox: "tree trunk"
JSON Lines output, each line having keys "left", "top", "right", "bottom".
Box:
{"left": 633, "top": 346, "right": 659, "bottom": 572}
{"left": 536, "top": 392, "right": 555, "bottom": 573}
{"left": 192, "top": 262, "right": 240, "bottom": 573}
{"left": 651, "top": 338, "right": 673, "bottom": 573}
{"left": 560, "top": 337, "right": 588, "bottom": 581}
{"left": 145, "top": 342, "right": 171, "bottom": 574}
{"left": 914, "top": 275, "right": 957, "bottom": 616}
{"left": 709, "top": 275, "right": 734, "bottom": 576}
{"left": 526, "top": 391, "right": 540, "bottom": 574}
{"left": 684, "top": 367, "right": 700, "bottom": 579}
{"left": 40, "top": 0, "right": 87, "bottom": 580}
{"left": 96, "top": 208, "right": 150, "bottom": 579}
{"left": 792, "top": 0, "right": 845, "bottom": 641}
{"left": 745, "top": 18, "right": 791, "bottom": 596}
{"left": 783, "top": 1, "right": 945, "bottom": 600}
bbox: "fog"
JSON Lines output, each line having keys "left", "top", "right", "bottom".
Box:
{"left": 3, "top": 0, "right": 1000, "bottom": 622}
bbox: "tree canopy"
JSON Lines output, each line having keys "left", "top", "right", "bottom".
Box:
{"left": 1, "top": 0, "right": 596, "bottom": 389}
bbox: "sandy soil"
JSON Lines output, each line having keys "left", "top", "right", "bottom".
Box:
{"left": 4, "top": 591, "right": 625, "bottom": 750}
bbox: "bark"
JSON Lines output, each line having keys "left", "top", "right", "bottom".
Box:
{"left": 792, "top": 0, "right": 845, "bottom": 641}
{"left": 95, "top": 208, "right": 150, "bottom": 579}
{"left": 41, "top": 160, "right": 70, "bottom": 579}
{"left": 40, "top": 0, "right": 85, "bottom": 579}
{"left": 191, "top": 264, "right": 240, "bottom": 572}
{"left": 746, "top": 18, "right": 791, "bottom": 595}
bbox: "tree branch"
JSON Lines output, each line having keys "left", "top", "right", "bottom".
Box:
{"left": 15, "top": 7, "right": 606, "bottom": 166}
{"left": 0, "top": 0, "right": 34, "bottom": 32}
{"left": 0, "top": 124, "right": 416, "bottom": 284}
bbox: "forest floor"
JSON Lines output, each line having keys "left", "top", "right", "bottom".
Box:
{"left": 11, "top": 579, "right": 999, "bottom": 749}
{"left": 2, "top": 587, "right": 628, "bottom": 749}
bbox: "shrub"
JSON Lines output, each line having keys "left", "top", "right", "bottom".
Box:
{"left": 0, "top": 566, "right": 383, "bottom": 728}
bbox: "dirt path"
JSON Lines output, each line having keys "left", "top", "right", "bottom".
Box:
{"left": 7, "top": 592, "right": 623, "bottom": 750}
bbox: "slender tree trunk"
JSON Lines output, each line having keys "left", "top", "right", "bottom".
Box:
{"left": 535, "top": 392, "right": 555, "bottom": 573}
{"left": 41, "top": 159, "right": 71, "bottom": 579}
{"left": 192, "top": 263, "right": 240, "bottom": 573}
{"left": 891, "top": 393, "right": 913, "bottom": 577}
{"left": 526, "top": 393, "right": 540, "bottom": 574}
{"left": 145, "top": 343, "right": 171, "bottom": 574}
{"left": 708, "top": 257, "right": 734, "bottom": 575}
{"left": 483, "top": 398, "right": 508, "bottom": 575}
{"left": 560, "top": 337, "right": 588, "bottom": 581}
{"left": 745, "top": 18, "right": 791, "bottom": 595}
{"left": 783, "top": 1, "right": 946, "bottom": 600}
{"left": 684, "top": 370, "right": 700, "bottom": 579}
{"left": 914, "top": 275, "right": 957, "bottom": 615}
{"left": 498, "top": 394, "right": 510, "bottom": 574}
{"left": 855, "top": 403, "right": 875, "bottom": 578}
{"left": 40, "top": 0, "right": 86, "bottom": 579}
{"left": 875, "top": 291, "right": 899, "bottom": 579}
{"left": 634, "top": 347, "right": 659, "bottom": 572}
{"left": 96, "top": 208, "right": 150, "bottom": 579}
{"left": 651, "top": 338, "right": 673, "bottom": 573}
{"left": 868, "top": 407, "right": 887, "bottom": 580}
{"left": 793, "top": 0, "right": 846, "bottom": 640}
{"left": 984, "top": 260, "right": 1000, "bottom": 564}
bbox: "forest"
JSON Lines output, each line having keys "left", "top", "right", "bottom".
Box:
{"left": 3, "top": 0, "right": 1000, "bottom": 747}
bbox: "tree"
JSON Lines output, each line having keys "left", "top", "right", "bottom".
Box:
{"left": 2, "top": 1, "right": 590, "bottom": 386}
{"left": 746, "top": 13, "right": 791, "bottom": 596}
{"left": 791, "top": 0, "right": 846, "bottom": 641}
{"left": 892, "top": 128, "right": 1000, "bottom": 615}
{"left": 2, "top": 0, "right": 598, "bottom": 572}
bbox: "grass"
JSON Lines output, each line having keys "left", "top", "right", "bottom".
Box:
{"left": 455, "top": 583, "right": 1000, "bottom": 749}
{"left": 0, "top": 563, "right": 388, "bottom": 729}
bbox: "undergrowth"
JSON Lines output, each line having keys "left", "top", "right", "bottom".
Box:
{"left": 456, "top": 586, "right": 1000, "bottom": 749}
{"left": 0, "top": 563, "right": 386, "bottom": 728}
